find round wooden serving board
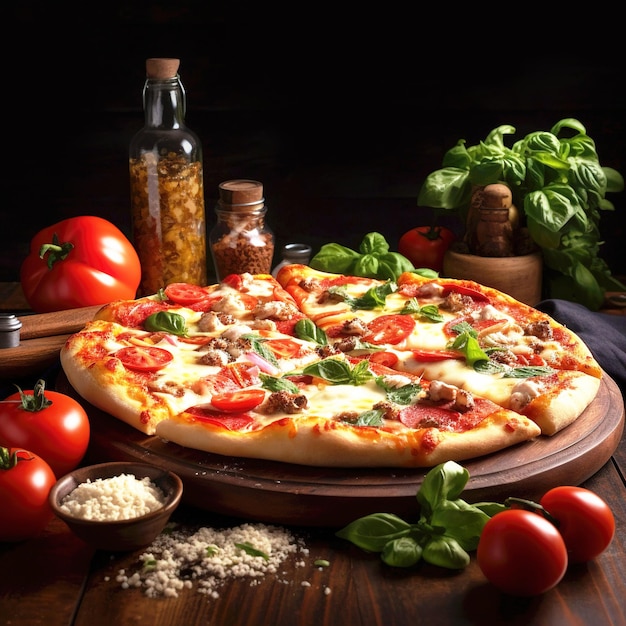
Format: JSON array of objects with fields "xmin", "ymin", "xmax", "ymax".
[{"xmin": 57, "ymin": 372, "xmax": 624, "ymax": 528}]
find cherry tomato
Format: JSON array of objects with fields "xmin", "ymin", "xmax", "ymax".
[
  {"xmin": 20, "ymin": 216, "xmax": 141, "ymax": 313},
  {"xmin": 540, "ymin": 486, "xmax": 615, "ymax": 563},
  {"xmin": 365, "ymin": 315, "xmax": 416, "ymax": 345},
  {"xmin": 0, "ymin": 380, "xmax": 90, "ymax": 478},
  {"xmin": 164, "ymin": 282, "xmax": 210, "ymax": 305},
  {"xmin": 210, "ymin": 388, "xmax": 266, "ymax": 412},
  {"xmin": 0, "ymin": 446, "xmax": 56, "ymax": 542},
  {"xmin": 398, "ymin": 225, "xmax": 455, "ymax": 273},
  {"xmin": 115, "ymin": 346, "xmax": 174, "ymax": 372},
  {"xmin": 477, "ymin": 509, "xmax": 568, "ymax": 596}
]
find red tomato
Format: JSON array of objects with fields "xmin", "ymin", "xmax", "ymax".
[
  {"xmin": 164, "ymin": 282, "xmax": 210, "ymax": 305},
  {"xmin": 266, "ymin": 338, "xmax": 302, "ymax": 359},
  {"xmin": 539, "ymin": 486, "xmax": 615, "ymax": 563},
  {"xmin": 0, "ymin": 446, "xmax": 56, "ymax": 542},
  {"xmin": 115, "ymin": 346, "xmax": 174, "ymax": 372},
  {"xmin": 365, "ymin": 315, "xmax": 416, "ymax": 345},
  {"xmin": 477, "ymin": 509, "xmax": 568, "ymax": 596},
  {"xmin": 368, "ymin": 351, "xmax": 399, "ymax": 367},
  {"xmin": 411, "ymin": 349, "xmax": 463, "ymax": 362},
  {"xmin": 0, "ymin": 380, "xmax": 90, "ymax": 478},
  {"xmin": 398, "ymin": 225, "xmax": 455, "ymax": 272},
  {"xmin": 20, "ymin": 216, "xmax": 141, "ymax": 313},
  {"xmin": 210, "ymin": 388, "xmax": 266, "ymax": 412}
]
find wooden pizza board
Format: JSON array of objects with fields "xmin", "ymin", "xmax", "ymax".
[{"xmin": 56, "ymin": 371, "xmax": 624, "ymax": 528}]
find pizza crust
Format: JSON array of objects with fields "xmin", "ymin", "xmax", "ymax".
[{"xmin": 156, "ymin": 411, "xmax": 541, "ymax": 468}]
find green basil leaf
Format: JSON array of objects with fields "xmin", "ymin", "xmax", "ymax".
[
  {"xmin": 144, "ymin": 311, "xmax": 188, "ymax": 337},
  {"xmin": 335, "ymin": 513, "xmax": 412, "ymax": 552},
  {"xmin": 422, "ymin": 536, "xmax": 470, "ymax": 570},
  {"xmin": 242, "ymin": 334, "xmax": 279, "ymax": 367},
  {"xmin": 235, "ymin": 542, "xmax": 269, "ymax": 561},
  {"xmin": 417, "ymin": 461, "xmax": 470, "ymax": 516},
  {"xmin": 295, "ymin": 318, "xmax": 328, "ymax": 345},
  {"xmin": 259, "ymin": 373, "xmax": 299, "ymax": 394},
  {"xmin": 359, "ymin": 232, "xmax": 389, "ymax": 256},
  {"xmin": 381, "ymin": 536, "xmax": 423, "ymax": 568},
  {"xmin": 310, "ymin": 243, "xmax": 360, "ymax": 273},
  {"xmin": 430, "ymin": 500, "xmax": 490, "ymax": 551}
]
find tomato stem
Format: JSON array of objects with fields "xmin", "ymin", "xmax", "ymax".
[
  {"xmin": 15, "ymin": 379, "xmax": 53, "ymax": 412},
  {"xmin": 39, "ymin": 233, "xmax": 74, "ymax": 270},
  {"xmin": 505, "ymin": 496, "xmax": 561, "ymax": 528}
]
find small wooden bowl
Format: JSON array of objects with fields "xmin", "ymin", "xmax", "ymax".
[{"xmin": 49, "ymin": 461, "xmax": 183, "ymax": 551}]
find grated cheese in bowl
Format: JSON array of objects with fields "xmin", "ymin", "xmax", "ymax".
[{"xmin": 59, "ymin": 473, "xmax": 166, "ymax": 521}]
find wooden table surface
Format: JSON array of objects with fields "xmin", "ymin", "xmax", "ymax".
[{"xmin": 1, "ymin": 284, "xmax": 625, "ymax": 626}]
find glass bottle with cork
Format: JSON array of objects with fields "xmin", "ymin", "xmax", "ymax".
[
  {"xmin": 210, "ymin": 179, "xmax": 275, "ymax": 281},
  {"xmin": 129, "ymin": 57, "xmax": 207, "ymax": 296}
]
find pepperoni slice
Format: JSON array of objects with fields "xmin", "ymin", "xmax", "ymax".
[
  {"xmin": 115, "ymin": 346, "xmax": 173, "ymax": 372},
  {"xmin": 185, "ymin": 407, "xmax": 255, "ymax": 431},
  {"xmin": 364, "ymin": 315, "xmax": 416, "ymax": 345}
]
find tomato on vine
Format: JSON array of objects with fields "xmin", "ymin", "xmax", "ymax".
[
  {"xmin": 539, "ymin": 486, "xmax": 615, "ymax": 563},
  {"xmin": 477, "ymin": 509, "xmax": 568, "ymax": 596},
  {"xmin": 0, "ymin": 446, "xmax": 56, "ymax": 542},
  {"xmin": 398, "ymin": 225, "xmax": 455, "ymax": 273},
  {"xmin": 0, "ymin": 380, "xmax": 90, "ymax": 478}
]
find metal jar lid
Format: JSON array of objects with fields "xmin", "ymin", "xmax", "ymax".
[{"xmin": 0, "ymin": 314, "xmax": 22, "ymax": 349}]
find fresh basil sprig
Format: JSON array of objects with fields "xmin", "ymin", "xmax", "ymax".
[
  {"xmin": 399, "ymin": 299, "xmax": 444, "ymax": 323},
  {"xmin": 328, "ymin": 281, "xmax": 397, "ymax": 310},
  {"xmin": 447, "ymin": 321, "xmax": 489, "ymax": 366},
  {"xmin": 336, "ymin": 460, "xmax": 504, "ymax": 570},
  {"xmin": 302, "ymin": 357, "xmax": 372, "ymax": 385},
  {"xmin": 310, "ymin": 232, "xmax": 414, "ymax": 281},
  {"xmin": 242, "ymin": 334, "xmax": 280, "ymax": 368},
  {"xmin": 295, "ymin": 318, "xmax": 328, "ymax": 345},
  {"xmin": 259, "ymin": 373, "xmax": 300, "ymax": 394},
  {"xmin": 144, "ymin": 311, "xmax": 188, "ymax": 337}
]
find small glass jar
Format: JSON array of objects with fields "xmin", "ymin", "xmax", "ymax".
[
  {"xmin": 271, "ymin": 243, "xmax": 312, "ymax": 277},
  {"xmin": 129, "ymin": 58, "xmax": 207, "ymax": 296},
  {"xmin": 209, "ymin": 180, "xmax": 275, "ymax": 281}
]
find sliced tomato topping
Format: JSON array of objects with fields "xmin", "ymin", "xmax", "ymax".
[
  {"xmin": 266, "ymin": 338, "xmax": 302, "ymax": 359},
  {"xmin": 411, "ymin": 349, "xmax": 464, "ymax": 362},
  {"xmin": 441, "ymin": 283, "xmax": 490, "ymax": 302},
  {"xmin": 185, "ymin": 407, "xmax": 255, "ymax": 431},
  {"xmin": 115, "ymin": 346, "xmax": 173, "ymax": 372},
  {"xmin": 164, "ymin": 282, "xmax": 211, "ymax": 305},
  {"xmin": 364, "ymin": 315, "xmax": 416, "ymax": 345},
  {"xmin": 178, "ymin": 335, "xmax": 213, "ymax": 345},
  {"xmin": 210, "ymin": 388, "xmax": 266, "ymax": 412},
  {"xmin": 368, "ymin": 351, "xmax": 399, "ymax": 367},
  {"xmin": 221, "ymin": 274, "xmax": 245, "ymax": 290}
]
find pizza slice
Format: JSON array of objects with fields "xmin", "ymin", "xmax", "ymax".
[
  {"xmin": 155, "ymin": 354, "xmax": 541, "ymax": 468},
  {"xmin": 60, "ymin": 274, "xmax": 320, "ymax": 435},
  {"xmin": 275, "ymin": 264, "xmax": 602, "ymax": 435}
]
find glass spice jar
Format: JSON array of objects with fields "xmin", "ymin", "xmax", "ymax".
[
  {"xmin": 129, "ymin": 58, "xmax": 207, "ymax": 296},
  {"xmin": 210, "ymin": 180, "xmax": 275, "ymax": 281}
]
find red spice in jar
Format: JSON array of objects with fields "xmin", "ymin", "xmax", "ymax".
[{"xmin": 209, "ymin": 180, "xmax": 275, "ymax": 280}]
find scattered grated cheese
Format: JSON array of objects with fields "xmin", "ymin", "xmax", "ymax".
[{"xmin": 115, "ymin": 522, "xmax": 316, "ymax": 599}]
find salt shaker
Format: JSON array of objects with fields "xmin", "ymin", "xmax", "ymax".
[{"xmin": 271, "ymin": 243, "xmax": 312, "ymax": 277}]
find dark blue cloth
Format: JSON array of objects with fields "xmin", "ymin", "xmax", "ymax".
[{"xmin": 536, "ymin": 299, "xmax": 626, "ymax": 393}]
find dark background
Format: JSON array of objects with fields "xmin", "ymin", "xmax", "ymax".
[{"xmin": 2, "ymin": 3, "xmax": 624, "ymax": 284}]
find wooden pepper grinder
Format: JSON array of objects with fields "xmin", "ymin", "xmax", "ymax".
[{"xmin": 472, "ymin": 183, "xmax": 518, "ymax": 257}]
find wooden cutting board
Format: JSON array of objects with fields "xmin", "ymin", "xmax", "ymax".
[
  {"xmin": 0, "ymin": 305, "xmax": 101, "ymax": 379},
  {"xmin": 57, "ymin": 371, "xmax": 624, "ymax": 528}
]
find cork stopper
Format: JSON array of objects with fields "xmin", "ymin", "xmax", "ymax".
[
  {"xmin": 482, "ymin": 183, "xmax": 512, "ymax": 209},
  {"xmin": 218, "ymin": 180, "xmax": 265, "ymax": 210},
  {"xmin": 146, "ymin": 58, "xmax": 180, "ymax": 79}
]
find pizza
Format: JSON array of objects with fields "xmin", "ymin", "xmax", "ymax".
[{"xmin": 59, "ymin": 268, "xmax": 602, "ymax": 468}]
